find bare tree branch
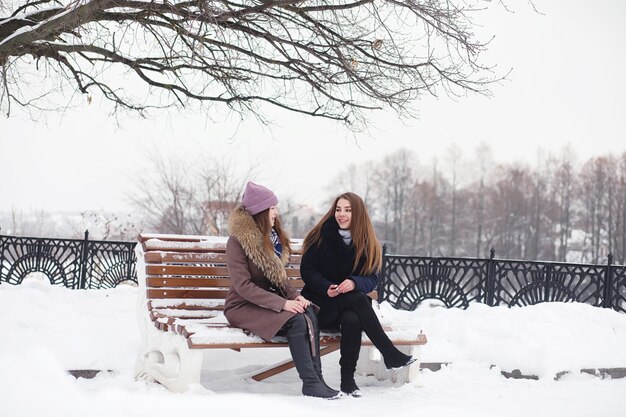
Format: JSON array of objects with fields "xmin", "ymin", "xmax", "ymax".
[{"xmin": 1, "ymin": 0, "xmax": 518, "ymax": 127}]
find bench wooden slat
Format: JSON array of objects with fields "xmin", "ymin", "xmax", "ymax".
[
  {"xmin": 143, "ymin": 242, "xmax": 227, "ymax": 253},
  {"xmin": 151, "ymin": 310, "xmax": 220, "ymax": 319},
  {"xmin": 145, "ymin": 252, "xmax": 229, "ymax": 264},
  {"xmin": 146, "ymin": 265, "xmax": 229, "ymax": 276},
  {"xmin": 147, "ymin": 289, "xmax": 230, "ymax": 299},
  {"xmin": 289, "ymin": 280, "xmax": 304, "ymax": 289},
  {"xmin": 147, "ymin": 277, "xmax": 232, "ymax": 288},
  {"xmin": 139, "ymin": 233, "xmax": 219, "ymax": 243},
  {"xmin": 148, "ymin": 300, "xmax": 225, "ymax": 310}
]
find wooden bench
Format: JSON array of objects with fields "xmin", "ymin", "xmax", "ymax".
[{"xmin": 134, "ymin": 233, "xmax": 427, "ymax": 392}]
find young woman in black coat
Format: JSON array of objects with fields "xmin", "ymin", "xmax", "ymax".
[{"xmin": 300, "ymin": 192, "xmax": 415, "ymax": 397}]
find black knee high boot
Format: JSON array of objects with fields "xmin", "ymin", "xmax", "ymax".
[
  {"xmin": 343, "ymin": 292, "xmax": 414, "ymax": 370},
  {"xmin": 285, "ymin": 314, "xmax": 340, "ymax": 399},
  {"xmin": 303, "ymin": 307, "xmax": 338, "ymax": 392},
  {"xmin": 339, "ymin": 310, "xmax": 362, "ymax": 397}
]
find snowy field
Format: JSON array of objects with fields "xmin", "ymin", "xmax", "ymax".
[{"xmin": 1, "ymin": 280, "xmax": 626, "ymax": 417}]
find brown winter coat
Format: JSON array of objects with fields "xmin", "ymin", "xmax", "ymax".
[{"xmin": 223, "ymin": 206, "xmax": 300, "ymax": 341}]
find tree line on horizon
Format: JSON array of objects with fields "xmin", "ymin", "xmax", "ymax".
[{"xmin": 339, "ymin": 146, "xmax": 626, "ymax": 265}]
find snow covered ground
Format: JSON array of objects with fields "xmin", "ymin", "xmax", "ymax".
[{"xmin": 1, "ymin": 280, "xmax": 626, "ymax": 417}]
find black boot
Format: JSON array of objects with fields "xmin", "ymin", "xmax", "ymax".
[
  {"xmin": 340, "ymin": 378, "xmax": 361, "ymax": 397},
  {"xmin": 341, "ymin": 292, "xmax": 415, "ymax": 371},
  {"xmin": 304, "ymin": 308, "xmax": 339, "ymax": 393},
  {"xmin": 286, "ymin": 315, "xmax": 340, "ymax": 399},
  {"xmin": 339, "ymin": 310, "xmax": 362, "ymax": 397}
]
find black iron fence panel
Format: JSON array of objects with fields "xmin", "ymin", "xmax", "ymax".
[
  {"xmin": 493, "ymin": 261, "xmax": 605, "ymax": 307},
  {"xmin": 0, "ymin": 233, "xmax": 137, "ymax": 289},
  {"xmin": 611, "ymin": 265, "xmax": 626, "ymax": 312},
  {"xmin": 0, "ymin": 235, "xmax": 83, "ymax": 288},
  {"xmin": 381, "ymin": 256, "xmax": 488, "ymax": 310},
  {"xmin": 83, "ymin": 241, "xmax": 137, "ymax": 289}
]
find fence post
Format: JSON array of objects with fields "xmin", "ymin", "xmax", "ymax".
[
  {"xmin": 544, "ymin": 263, "xmax": 553, "ymax": 303},
  {"xmin": 430, "ymin": 257, "xmax": 439, "ymax": 300},
  {"xmin": 379, "ymin": 243, "xmax": 387, "ymax": 302},
  {"xmin": 486, "ymin": 247, "xmax": 496, "ymax": 306},
  {"xmin": 126, "ymin": 242, "xmax": 135, "ymax": 285},
  {"xmin": 603, "ymin": 253, "xmax": 614, "ymax": 308},
  {"xmin": 0, "ymin": 233, "xmax": 4, "ymax": 285},
  {"xmin": 36, "ymin": 235, "xmax": 42, "ymax": 273},
  {"xmin": 78, "ymin": 230, "xmax": 90, "ymax": 289}
]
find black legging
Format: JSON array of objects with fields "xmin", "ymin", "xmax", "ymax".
[{"xmin": 320, "ymin": 291, "xmax": 406, "ymax": 380}]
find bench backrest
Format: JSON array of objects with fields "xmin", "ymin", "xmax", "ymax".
[{"xmin": 138, "ymin": 233, "xmax": 304, "ymax": 312}]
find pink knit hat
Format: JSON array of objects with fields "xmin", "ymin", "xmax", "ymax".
[{"xmin": 242, "ymin": 181, "xmax": 278, "ymax": 215}]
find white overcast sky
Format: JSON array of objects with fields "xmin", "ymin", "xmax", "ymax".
[{"xmin": 1, "ymin": 0, "xmax": 625, "ymax": 214}]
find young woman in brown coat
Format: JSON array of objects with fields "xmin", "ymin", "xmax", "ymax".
[
  {"xmin": 301, "ymin": 192, "xmax": 415, "ymax": 397},
  {"xmin": 224, "ymin": 181, "xmax": 339, "ymax": 399}
]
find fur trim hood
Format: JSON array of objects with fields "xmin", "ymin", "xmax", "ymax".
[{"xmin": 228, "ymin": 205, "xmax": 290, "ymax": 287}]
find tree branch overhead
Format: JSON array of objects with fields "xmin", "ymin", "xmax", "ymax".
[{"xmin": 1, "ymin": 0, "xmax": 505, "ymax": 126}]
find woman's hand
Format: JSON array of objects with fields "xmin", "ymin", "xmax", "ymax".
[
  {"xmin": 283, "ymin": 299, "xmax": 306, "ymax": 313},
  {"xmin": 337, "ymin": 279, "xmax": 356, "ymax": 293},
  {"xmin": 327, "ymin": 284, "xmax": 339, "ymax": 298},
  {"xmin": 327, "ymin": 279, "xmax": 356, "ymax": 297},
  {"xmin": 294, "ymin": 295, "xmax": 311, "ymax": 309}
]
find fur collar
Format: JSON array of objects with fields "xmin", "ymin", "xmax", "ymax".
[{"xmin": 228, "ymin": 205, "xmax": 290, "ymax": 287}]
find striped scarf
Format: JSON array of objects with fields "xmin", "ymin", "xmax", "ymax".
[{"xmin": 270, "ymin": 228, "xmax": 282, "ymax": 257}]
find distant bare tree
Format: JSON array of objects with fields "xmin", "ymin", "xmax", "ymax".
[
  {"xmin": 578, "ymin": 157, "xmax": 615, "ymax": 263},
  {"xmin": 552, "ymin": 147, "xmax": 576, "ymax": 261},
  {"xmin": 372, "ymin": 149, "xmax": 416, "ymax": 253},
  {"xmin": 605, "ymin": 154, "xmax": 626, "ymax": 264},
  {"xmin": 444, "ymin": 143, "xmax": 463, "ymax": 255},
  {"xmin": 7, "ymin": 207, "xmax": 46, "ymax": 236},
  {"xmin": 131, "ymin": 153, "xmax": 253, "ymax": 235},
  {"xmin": 487, "ymin": 164, "xmax": 534, "ymax": 259},
  {"xmin": 427, "ymin": 157, "xmax": 445, "ymax": 256},
  {"xmin": 197, "ymin": 160, "xmax": 255, "ymax": 235},
  {"xmin": 472, "ymin": 142, "xmax": 494, "ymax": 257},
  {"xmin": 405, "ymin": 179, "xmax": 427, "ymax": 254},
  {"xmin": 618, "ymin": 153, "xmax": 626, "ymax": 264},
  {"xmin": 527, "ymin": 151, "xmax": 558, "ymax": 261},
  {"xmin": 72, "ymin": 210, "xmax": 140, "ymax": 241},
  {"xmin": 327, "ymin": 161, "xmax": 377, "ymax": 208},
  {"xmin": 1, "ymin": 0, "xmax": 513, "ymax": 125}
]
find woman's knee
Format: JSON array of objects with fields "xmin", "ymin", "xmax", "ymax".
[
  {"xmin": 304, "ymin": 305, "xmax": 319, "ymax": 325},
  {"xmin": 285, "ymin": 313, "xmax": 307, "ymax": 333},
  {"xmin": 339, "ymin": 310, "xmax": 361, "ymax": 329},
  {"xmin": 343, "ymin": 291, "xmax": 371, "ymax": 309}
]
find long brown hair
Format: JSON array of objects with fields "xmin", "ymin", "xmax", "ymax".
[
  {"xmin": 253, "ymin": 208, "xmax": 291, "ymax": 256},
  {"xmin": 303, "ymin": 192, "xmax": 382, "ymax": 274}
]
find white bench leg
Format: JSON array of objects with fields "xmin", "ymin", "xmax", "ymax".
[
  {"xmin": 356, "ymin": 344, "xmax": 422, "ymax": 384},
  {"xmin": 135, "ymin": 323, "xmax": 204, "ymax": 392},
  {"xmin": 394, "ymin": 345, "xmax": 422, "ymax": 383},
  {"xmin": 134, "ymin": 247, "xmax": 204, "ymax": 393}
]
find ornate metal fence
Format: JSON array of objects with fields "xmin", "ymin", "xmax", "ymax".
[
  {"xmin": 1, "ymin": 233, "xmax": 625, "ymax": 313},
  {"xmin": 379, "ymin": 248, "xmax": 626, "ymax": 313},
  {"xmin": 0, "ymin": 232, "xmax": 136, "ymax": 289}
]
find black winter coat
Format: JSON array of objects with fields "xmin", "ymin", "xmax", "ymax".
[{"xmin": 300, "ymin": 218, "xmax": 378, "ymax": 328}]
